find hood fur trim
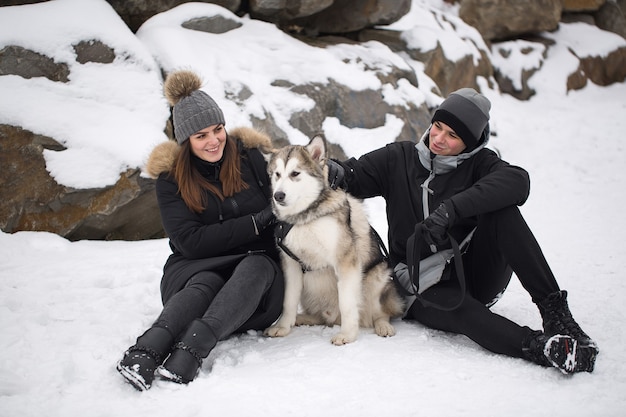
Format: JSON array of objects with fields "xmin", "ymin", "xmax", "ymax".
[
  {"xmin": 230, "ymin": 126, "xmax": 272, "ymax": 153},
  {"xmin": 144, "ymin": 140, "xmax": 179, "ymax": 179},
  {"xmin": 143, "ymin": 127, "xmax": 273, "ymax": 179}
]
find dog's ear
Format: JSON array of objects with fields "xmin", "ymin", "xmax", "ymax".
[{"xmin": 307, "ymin": 134, "xmax": 327, "ymax": 164}]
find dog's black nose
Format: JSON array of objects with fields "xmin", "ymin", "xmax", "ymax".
[{"xmin": 274, "ymin": 191, "xmax": 285, "ymax": 203}]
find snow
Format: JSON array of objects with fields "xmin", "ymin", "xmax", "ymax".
[{"xmin": 1, "ymin": 0, "xmax": 626, "ymax": 416}]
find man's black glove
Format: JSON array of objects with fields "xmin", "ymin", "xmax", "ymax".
[
  {"xmin": 326, "ymin": 159, "xmax": 346, "ymax": 190},
  {"xmin": 422, "ymin": 202, "xmax": 455, "ymax": 253},
  {"xmin": 252, "ymin": 205, "xmax": 276, "ymax": 235}
]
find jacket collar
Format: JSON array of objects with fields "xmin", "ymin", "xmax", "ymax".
[
  {"xmin": 416, "ymin": 125, "xmax": 489, "ymax": 174},
  {"xmin": 192, "ymin": 153, "xmax": 222, "ymax": 181}
]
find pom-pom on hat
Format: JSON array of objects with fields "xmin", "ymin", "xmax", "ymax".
[
  {"xmin": 431, "ymin": 88, "xmax": 491, "ymax": 150},
  {"xmin": 164, "ymin": 70, "xmax": 225, "ymax": 144}
]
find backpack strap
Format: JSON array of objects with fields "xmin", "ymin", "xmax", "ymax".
[{"xmin": 405, "ymin": 223, "xmax": 467, "ymax": 311}]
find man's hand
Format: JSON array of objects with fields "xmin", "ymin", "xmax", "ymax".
[
  {"xmin": 422, "ymin": 202, "xmax": 455, "ymax": 253},
  {"xmin": 326, "ymin": 159, "xmax": 346, "ymax": 190}
]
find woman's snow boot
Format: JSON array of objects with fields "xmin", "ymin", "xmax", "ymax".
[
  {"xmin": 157, "ymin": 319, "xmax": 218, "ymax": 384},
  {"xmin": 522, "ymin": 330, "xmax": 596, "ymax": 374},
  {"xmin": 538, "ymin": 290, "xmax": 598, "ymax": 351},
  {"xmin": 117, "ymin": 326, "xmax": 174, "ymax": 391}
]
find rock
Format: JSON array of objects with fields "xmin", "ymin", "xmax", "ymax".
[
  {"xmin": 286, "ymin": 35, "xmax": 430, "ymax": 143},
  {"xmin": 0, "ymin": 45, "xmax": 69, "ymax": 82},
  {"xmin": 459, "ymin": 0, "xmax": 562, "ymax": 41},
  {"xmin": 562, "ymin": 0, "xmax": 606, "ymax": 12},
  {"xmin": 573, "ymin": 46, "xmax": 626, "ymax": 88},
  {"xmin": 284, "ymin": 0, "xmax": 411, "ymax": 35},
  {"xmin": 250, "ymin": 0, "xmax": 334, "ymax": 23},
  {"xmin": 0, "ymin": 125, "xmax": 164, "ymax": 241},
  {"xmin": 422, "ymin": 44, "xmax": 493, "ymax": 97},
  {"xmin": 594, "ymin": 0, "xmax": 626, "ymax": 39},
  {"xmin": 182, "ymin": 14, "xmax": 243, "ymax": 33},
  {"xmin": 491, "ymin": 38, "xmax": 551, "ymax": 100},
  {"xmin": 359, "ymin": 12, "xmax": 494, "ymax": 97},
  {"xmin": 105, "ymin": 0, "xmax": 242, "ymax": 32},
  {"xmin": 73, "ymin": 40, "xmax": 116, "ymax": 64}
]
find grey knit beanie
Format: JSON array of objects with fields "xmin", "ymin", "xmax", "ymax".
[
  {"xmin": 431, "ymin": 88, "xmax": 491, "ymax": 150},
  {"xmin": 163, "ymin": 70, "xmax": 225, "ymax": 144}
]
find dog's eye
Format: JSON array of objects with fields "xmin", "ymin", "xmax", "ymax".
[
  {"xmin": 274, "ymin": 172, "xmax": 281, "ymax": 179},
  {"xmin": 290, "ymin": 171, "xmax": 300, "ymax": 178}
]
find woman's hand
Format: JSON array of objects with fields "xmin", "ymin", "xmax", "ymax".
[{"xmin": 252, "ymin": 205, "xmax": 276, "ymax": 235}]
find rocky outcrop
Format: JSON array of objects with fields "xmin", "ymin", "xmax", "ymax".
[
  {"xmin": 104, "ymin": 0, "xmax": 410, "ymax": 35},
  {"xmin": 358, "ymin": 8, "xmax": 494, "ymax": 97},
  {"xmin": 1, "ymin": 0, "xmax": 625, "ymax": 241}
]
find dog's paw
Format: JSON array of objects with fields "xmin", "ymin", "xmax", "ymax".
[
  {"xmin": 264, "ymin": 326, "xmax": 291, "ymax": 338},
  {"xmin": 330, "ymin": 332, "xmax": 357, "ymax": 346},
  {"xmin": 374, "ymin": 320, "xmax": 396, "ymax": 337}
]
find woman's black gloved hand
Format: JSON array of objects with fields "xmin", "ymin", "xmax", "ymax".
[
  {"xmin": 326, "ymin": 159, "xmax": 346, "ymax": 190},
  {"xmin": 252, "ymin": 205, "xmax": 276, "ymax": 235},
  {"xmin": 422, "ymin": 202, "xmax": 455, "ymax": 253}
]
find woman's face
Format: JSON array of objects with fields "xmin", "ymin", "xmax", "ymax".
[
  {"xmin": 189, "ymin": 124, "xmax": 227, "ymax": 163},
  {"xmin": 428, "ymin": 121, "xmax": 467, "ymax": 156}
]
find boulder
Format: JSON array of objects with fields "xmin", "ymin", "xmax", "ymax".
[
  {"xmin": 572, "ymin": 46, "xmax": 626, "ymax": 89},
  {"xmin": 284, "ymin": 0, "xmax": 411, "ymax": 35},
  {"xmin": 0, "ymin": 125, "xmax": 164, "ymax": 241},
  {"xmin": 250, "ymin": 0, "xmax": 334, "ymax": 23},
  {"xmin": 459, "ymin": 0, "xmax": 562, "ymax": 41},
  {"xmin": 562, "ymin": 0, "xmax": 606, "ymax": 11},
  {"xmin": 104, "ymin": 0, "xmax": 241, "ymax": 32},
  {"xmin": 595, "ymin": 0, "xmax": 626, "ymax": 39}
]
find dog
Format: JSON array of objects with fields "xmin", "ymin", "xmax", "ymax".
[{"xmin": 263, "ymin": 134, "xmax": 404, "ymax": 345}]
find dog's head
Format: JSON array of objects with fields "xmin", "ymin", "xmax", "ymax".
[{"xmin": 263, "ymin": 135, "xmax": 329, "ymax": 219}]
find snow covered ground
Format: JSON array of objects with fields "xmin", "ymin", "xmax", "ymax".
[{"xmin": 1, "ymin": 0, "xmax": 625, "ymax": 416}]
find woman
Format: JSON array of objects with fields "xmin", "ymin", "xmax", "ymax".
[
  {"xmin": 117, "ymin": 70, "xmax": 283, "ymax": 390},
  {"xmin": 328, "ymin": 88, "xmax": 598, "ymax": 374}
]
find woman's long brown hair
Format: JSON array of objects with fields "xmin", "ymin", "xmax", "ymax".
[{"xmin": 172, "ymin": 135, "xmax": 249, "ymax": 213}]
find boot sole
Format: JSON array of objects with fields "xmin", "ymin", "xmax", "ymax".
[
  {"xmin": 544, "ymin": 335, "xmax": 597, "ymax": 374},
  {"xmin": 117, "ymin": 361, "xmax": 150, "ymax": 391},
  {"xmin": 156, "ymin": 365, "xmax": 192, "ymax": 384}
]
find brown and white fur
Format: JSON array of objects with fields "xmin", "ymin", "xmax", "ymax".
[{"xmin": 263, "ymin": 135, "xmax": 404, "ymax": 345}]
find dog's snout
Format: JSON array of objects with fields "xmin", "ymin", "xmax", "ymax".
[{"xmin": 274, "ymin": 191, "xmax": 286, "ymax": 203}]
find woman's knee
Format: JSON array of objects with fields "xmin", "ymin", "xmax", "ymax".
[
  {"xmin": 185, "ymin": 271, "xmax": 226, "ymax": 301},
  {"xmin": 233, "ymin": 255, "xmax": 278, "ymax": 286}
]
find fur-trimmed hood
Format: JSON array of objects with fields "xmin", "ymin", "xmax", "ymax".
[{"xmin": 144, "ymin": 126, "xmax": 273, "ymax": 179}]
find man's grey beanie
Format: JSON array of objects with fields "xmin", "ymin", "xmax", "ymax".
[
  {"xmin": 173, "ymin": 90, "xmax": 225, "ymax": 144},
  {"xmin": 431, "ymin": 88, "xmax": 491, "ymax": 150}
]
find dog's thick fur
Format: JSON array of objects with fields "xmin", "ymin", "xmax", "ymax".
[{"xmin": 263, "ymin": 135, "xmax": 404, "ymax": 345}]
